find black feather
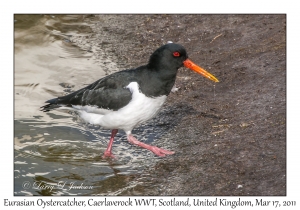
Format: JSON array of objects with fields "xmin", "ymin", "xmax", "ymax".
[{"xmin": 40, "ymin": 43, "xmax": 188, "ymax": 112}]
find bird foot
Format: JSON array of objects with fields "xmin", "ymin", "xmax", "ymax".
[
  {"xmin": 102, "ymin": 150, "xmax": 115, "ymax": 159},
  {"xmin": 127, "ymin": 134, "xmax": 175, "ymax": 157},
  {"xmin": 148, "ymin": 146, "xmax": 175, "ymax": 157}
]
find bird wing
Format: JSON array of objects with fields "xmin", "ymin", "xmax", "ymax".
[{"xmin": 41, "ymin": 70, "xmax": 136, "ymax": 112}]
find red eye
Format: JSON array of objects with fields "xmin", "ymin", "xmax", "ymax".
[{"xmin": 173, "ymin": 52, "xmax": 180, "ymax": 57}]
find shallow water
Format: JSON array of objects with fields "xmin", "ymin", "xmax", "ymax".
[{"xmin": 14, "ymin": 15, "xmax": 174, "ymax": 196}]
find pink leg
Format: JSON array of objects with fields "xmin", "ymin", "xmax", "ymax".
[
  {"xmin": 127, "ymin": 134, "xmax": 175, "ymax": 157},
  {"xmin": 102, "ymin": 129, "xmax": 118, "ymax": 158}
]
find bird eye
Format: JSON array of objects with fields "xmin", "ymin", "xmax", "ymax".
[{"xmin": 173, "ymin": 52, "xmax": 180, "ymax": 57}]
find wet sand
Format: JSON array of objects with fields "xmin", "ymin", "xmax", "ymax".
[{"xmin": 73, "ymin": 14, "xmax": 286, "ymax": 195}]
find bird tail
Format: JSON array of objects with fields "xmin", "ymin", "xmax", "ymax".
[{"xmin": 40, "ymin": 98, "xmax": 60, "ymax": 112}]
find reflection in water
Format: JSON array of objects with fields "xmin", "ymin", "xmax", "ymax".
[{"xmin": 14, "ymin": 15, "xmax": 173, "ymax": 196}]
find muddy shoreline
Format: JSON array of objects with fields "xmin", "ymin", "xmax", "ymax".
[{"xmin": 75, "ymin": 14, "xmax": 286, "ymax": 195}]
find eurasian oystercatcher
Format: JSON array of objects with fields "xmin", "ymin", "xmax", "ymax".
[{"xmin": 41, "ymin": 43, "xmax": 219, "ymax": 158}]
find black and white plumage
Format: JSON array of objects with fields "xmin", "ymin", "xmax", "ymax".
[{"xmin": 41, "ymin": 43, "xmax": 219, "ymax": 158}]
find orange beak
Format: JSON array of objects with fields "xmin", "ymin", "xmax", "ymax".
[{"xmin": 183, "ymin": 59, "xmax": 219, "ymax": 82}]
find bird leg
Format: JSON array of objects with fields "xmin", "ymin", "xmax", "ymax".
[
  {"xmin": 127, "ymin": 134, "xmax": 175, "ymax": 157},
  {"xmin": 102, "ymin": 129, "xmax": 118, "ymax": 158}
]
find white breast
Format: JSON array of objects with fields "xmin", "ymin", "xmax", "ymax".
[{"xmin": 74, "ymin": 82, "xmax": 167, "ymax": 133}]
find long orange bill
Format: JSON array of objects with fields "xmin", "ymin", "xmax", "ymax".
[{"xmin": 183, "ymin": 59, "xmax": 219, "ymax": 82}]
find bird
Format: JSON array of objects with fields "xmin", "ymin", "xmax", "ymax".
[{"xmin": 41, "ymin": 42, "xmax": 219, "ymax": 158}]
